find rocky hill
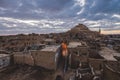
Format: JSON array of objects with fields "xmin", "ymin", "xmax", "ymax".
[
  {"xmin": 0, "ymin": 24, "xmax": 102, "ymax": 52},
  {"xmin": 52, "ymin": 24, "xmax": 102, "ymax": 43},
  {"xmin": 68, "ymin": 24, "xmax": 89, "ymax": 32},
  {"xmin": 67, "ymin": 24, "xmax": 101, "ymax": 39}
]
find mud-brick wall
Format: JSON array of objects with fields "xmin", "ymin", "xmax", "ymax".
[
  {"xmin": 89, "ymin": 58, "xmax": 104, "ymax": 70},
  {"xmin": 13, "ymin": 52, "xmax": 34, "ymax": 66},
  {"xmin": 13, "ymin": 51, "xmax": 55, "ymax": 70},
  {"xmin": 68, "ymin": 46, "xmax": 89, "ymax": 56},
  {"xmin": 103, "ymin": 64, "xmax": 120, "ymax": 80},
  {"xmin": 0, "ymin": 54, "xmax": 10, "ymax": 69},
  {"xmin": 31, "ymin": 51, "xmax": 55, "ymax": 70}
]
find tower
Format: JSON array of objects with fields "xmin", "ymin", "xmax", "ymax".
[{"xmin": 99, "ymin": 26, "xmax": 101, "ymax": 34}]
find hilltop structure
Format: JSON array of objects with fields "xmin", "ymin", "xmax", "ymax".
[{"xmin": 0, "ymin": 23, "xmax": 120, "ymax": 80}]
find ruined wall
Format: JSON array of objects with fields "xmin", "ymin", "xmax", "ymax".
[
  {"xmin": 0, "ymin": 54, "xmax": 10, "ymax": 69},
  {"xmin": 68, "ymin": 46, "xmax": 89, "ymax": 56},
  {"xmin": 89, "ymin": 58, "xmax": 104, "ymax": 70},
  {"xmin": 103, "ymin": 64, "xmax": 120, "ymax": 80},
  {"xmin": 13, "ymin": 52, "xmax": 34, "ymax": 66},
  {"xmin": 13, "ymin": 51, "xmax": 55, "ymax": 70},
  {"xmin": 31, "ymin": 51, "xmax": 55, "ymax": 70}
]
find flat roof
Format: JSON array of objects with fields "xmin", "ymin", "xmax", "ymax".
[
  {"xmin": 99, "ymin": 47, "xmax": 120, "ymax": 61},
  {"xmin": 68, "ymin": 42, "xmax": 82, "ymax": 48},
  {"xmin": 0, "ymin": 54, "xmax": 9, "ymax": 58},
  {"xmin": 44, "ymin": 39, "xmax": 55, "ymax": 42},
  {"xmin": 41, "ymin": 45, "xmax": 60, "ymax": 52}
]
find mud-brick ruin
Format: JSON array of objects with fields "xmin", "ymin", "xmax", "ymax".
[{"xmin": 0, "ymin": 24, "xmax": 120, "ymax": 80}]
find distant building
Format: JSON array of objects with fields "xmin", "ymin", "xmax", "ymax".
[
  {"xmin": 99, "ymin": 27, "xmax": 101, "ymax": 34},
  {"xmin": 68, "ymin": 41, "xmax": 89, "ymax": 56},
  {"xmin": 41, "ymin": 45, "xmax": 59, "ymax": 52},
  {"xmin": 25, "ymin": 44, "xmax": 46, "ymax": 51},
  {"xmin": 44, "ymin": 39, "xmax": 56, "ymax": 45},
  {"xmin": 68, "ymin": 42, "xmax": 82, "ymax": 48},
  {"xmin": 0, "ymin": 54, "xmax": 10, "ymax": 69}
]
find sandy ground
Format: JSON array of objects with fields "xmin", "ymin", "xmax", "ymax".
[
  {"xmin": 0, "ymin": 65, "xmax": 55, "ymax": 80},
  {"xmin": 0, "ymin": 65, "xmax": 75, "ymax": 80}
]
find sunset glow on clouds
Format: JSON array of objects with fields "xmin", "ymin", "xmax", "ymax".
[{"xmin": 101, "ymin": 30, "xmax": 120, "ymax": 34}]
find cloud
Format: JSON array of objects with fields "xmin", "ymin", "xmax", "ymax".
[
  {"xmin": 0, "ymin": 17, "xmax": 70, "ymax": 35},
  {"xmin": 35, "ymin": 0, "xmax": 72, "ymax": 11},
  {"xmin": 0, "ymin": 0, "xmax": 120, "ymax": 35},
  {"xmin": 112, "ymin": 14, "xmax": 120, "ymax": 18},
  {"xmin": 85, "ymin": 0, "xmax": 120, "ymax": 14},
  {"xmin": 0, "ymin": 0, "xmax": 73, "ymax": 12}
]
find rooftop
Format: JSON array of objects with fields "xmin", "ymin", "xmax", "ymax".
[
  {"xmin": 0, "ymin": 54, "xmax": 9, "ymax": 58},
  {"xmin": 68, "ymin": 42, "xmax": 82, "ymax": 48},
  {"xmin": 99, "ymin": 47, "xmax": 120, "ymax": 61},
  {"xmin": 44, "ymin": 39, "xmax": 55, "ymax": 42},
  {"xmin": 41, "ymin": 45, "xmax": 60, "ymax": 52}
]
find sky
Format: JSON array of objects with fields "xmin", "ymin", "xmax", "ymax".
[{"xmin": 0, "ymin": 0, "xmax": 120, "ymax": 35}]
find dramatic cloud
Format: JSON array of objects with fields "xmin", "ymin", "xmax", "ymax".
[{"xmin": 0, "ymin": 0, "xmax": 120, "ymax": 35}]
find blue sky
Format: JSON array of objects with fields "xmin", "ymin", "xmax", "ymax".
[{"xmin": 0, "ymin": 0, "xmax": 120, "ymax": 35}]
